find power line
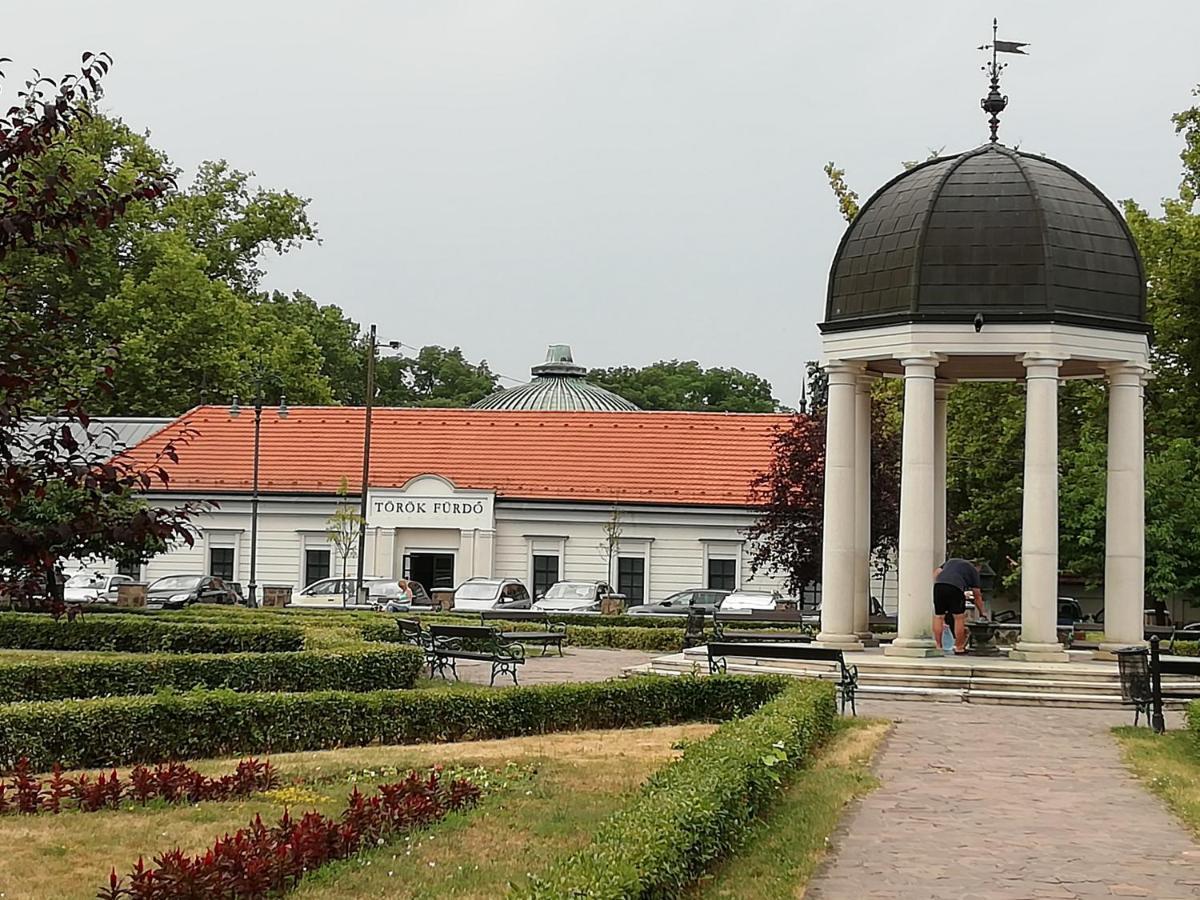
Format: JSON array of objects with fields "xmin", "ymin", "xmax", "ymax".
[{"xmin": 381, "ymin": 337, "xmax": 527, "ymax": 386}]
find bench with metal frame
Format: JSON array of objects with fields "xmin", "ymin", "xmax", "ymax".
[
  {"xmin": 478, "ymin": 610, "xmax": 567, "ymax": 657},
  {"xmin": 706, "ymin": 641, "xmax": 857, "ymax": 715},
  {"xmin": 394, "ymin": 618, "xmax": 435, "ymax": 669},
  {"xmin": 428, "ymin": 623, "xmax": 526, "ymax": 686},
  {"xmin": 712, "ymin": 611, "xmax": 813, "ymax": 644},
  {"xmin": 1149, "ymin": 635, "xmax": 1200, "ymax": 732},
  {"xmin": 683, "ymin": 609, "xmax": 707, "ymax": 649}
]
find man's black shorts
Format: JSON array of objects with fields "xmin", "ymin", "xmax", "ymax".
[{"xmin": 933, "ymin": 582, "xmax": 967, "ymax": 616}]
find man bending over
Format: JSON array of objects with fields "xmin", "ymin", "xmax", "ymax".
[{"xmin": 933, "ymin": 557, "xmax": 985, "ymax": 655}]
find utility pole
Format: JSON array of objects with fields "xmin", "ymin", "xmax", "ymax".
[{"xmin": 355, "ymin": 324, "xmax": 376, "ymax": 605}]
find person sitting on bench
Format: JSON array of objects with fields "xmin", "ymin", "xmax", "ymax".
[{"xmin": 933, "ymin": 557, "xmax": 985, "ymax": 655}]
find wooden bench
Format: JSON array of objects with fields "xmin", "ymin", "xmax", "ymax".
[
  {"xmin": 712, "ymin": 611, "xmax": 812, "ymax": 643},
  {"xmin": 428, "ymin": 624, "xmax": 525, "ymax": 686},
  {"xmin": 478, "ymin": 610, "xmax": 566, "ymax": 657},
  {"xmin": 706, "ymin": 642, "xmax": 858, "ymax": 715}
]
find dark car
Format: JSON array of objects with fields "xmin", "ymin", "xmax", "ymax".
[
  {"xmin": 145, "ymin": 574, "xmax": 242, "ymax": 610},
  {"xmin": 626, "ymin": 589, "xmax": 730, "ymax": 617}
]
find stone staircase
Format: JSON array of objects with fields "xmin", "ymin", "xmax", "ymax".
[{"xmin": 629, "ymin": 645, "xmax": 1200, "ymax": 709}]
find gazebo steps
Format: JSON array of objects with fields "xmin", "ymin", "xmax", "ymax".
[{"xmin": 628, "ymin": 649, "xmax": 1196, "ymax": 709}]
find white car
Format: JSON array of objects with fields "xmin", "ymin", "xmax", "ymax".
[
  {"xmin": 719, "ymin": 591, "xmax": 779, "ymax": 612},
  {"xmin": 63, "ymin": 572, "xmax": 135, "ymax": 604},
  {"xmin": 532, "ymin": 581, "xmax": 613, "ymax": 614},
  {"xmin": 451, "ymin": 578, "xmax": 532, "ymax": 612},
  {"xmin": 291, "ymin": 576, "xmax": 406, "ymax": 609}
]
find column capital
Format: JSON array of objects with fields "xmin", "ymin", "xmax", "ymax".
[
  {"xmin": 934, "ymin": 380, "xmax": 955, "ymax": 400},
  {"xmin": 824, "ymin": 359, "xmax": 867, "ymax": 378},
  {"xmin": 855, "ymin": 372, "xmax": 876, "ymax": 391},
  {"xmin": 1100, "ymin": 361, "xmax": 1151, "ymax": 385},
  {"xmin": 1018, "ymin": 354, "xmax": 1065, "ymax": 370},
  {"xmin": 898, "ymin": 355, "xmax": 940, "ymax": 376}
]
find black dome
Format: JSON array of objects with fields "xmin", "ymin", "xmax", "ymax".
[{"xmin": 822, "ymin": 143, "xmax": 1147, "ymax": 333}]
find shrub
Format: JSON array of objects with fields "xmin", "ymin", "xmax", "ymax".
[
  {"xmin": 0, "ymin": 757, "xmax": 277, "ymax": 814},
  {"xmin": 1174, "ymin": 641, "xmax": 1199, "ymax": 658},
  {"xmin": 0, "ymin": 675, "xmax": 788, "ymax": 770},
  {"xmin": 520, "ymin": 679, "xmax": 837, "ymax": 898},
  {"xmin": 99, "ymin": 770, "xmax": 481, "ymax": 899},
  {"xmin": 0, "ymin": 645, "xmax": 423, "ymax": 702},
  {"xmin": 0, "ymin": 613, "xmax": 303, "ymax": 654}
]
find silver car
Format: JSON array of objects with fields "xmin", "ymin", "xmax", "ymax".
[
  {"xmin": 532, "ymin": 581, "xmax": 613, "ymax": 614},
  {"xmin": 451, "ymin": 578, "xmax": 532, "ymax": 612}
]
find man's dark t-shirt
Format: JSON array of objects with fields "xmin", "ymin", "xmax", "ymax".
[{"xmin": 936, "ymin": 558, "xmax": 981, "ymax": 592}]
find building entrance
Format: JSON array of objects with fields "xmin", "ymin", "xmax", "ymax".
[{"xmin": 404, "ymin": 553, "xmax": 455, "ymax": 594}]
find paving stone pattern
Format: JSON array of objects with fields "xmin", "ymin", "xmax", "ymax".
[
  {"xmin": 808, "ymin": 701, "xmax": 1200, "ymax": 899},
  {"xmin": 437, "ymin": 647, "xmax": 660, "ymax": 686}
]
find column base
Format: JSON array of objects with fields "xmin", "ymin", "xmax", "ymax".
[
  {"xmin": 1009, "ymin": 641, "xmax": 1070, "ymax": 663},
  {"xmin": 1093, "ymin": 640, "xmax": 1147, "ymax": 661},
  {"xmin": 884, "ymin": 638, "xmax": 942, "ymax": 658},
  {"xmin": 813, "ymin": 632, "xmax": 865, "ymax": 652},
  {"xmin": 856, "ymin": 631, "xmax": 880, "ymax": 648}
]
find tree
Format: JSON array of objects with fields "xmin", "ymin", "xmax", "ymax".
[
  {"xmin": 587, "ymin": 360, "xmax": 779, "ymax": 412},
  {"xmin": 0, "ymin": 53, "xmax": 197, "ymax": 606},
  {"xmin": 325, "ymin": 478, "xmax": 364, "ymax": 607},
  {"xmin": 598, "ymin": 505, "xmax": 623, "ymax": 587},
  {"xmin": 374, "ymin": 346, "xmax": 498, "ymax": 407}
]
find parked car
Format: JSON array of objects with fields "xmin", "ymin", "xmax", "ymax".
[
  {"xmin": 378, "ymin": 579, "xmax": 434, "ymax": 613},
  {"xmin": 145, "ymin": 575, "xmax": 242, "ymax": 610},
  {"xmin": 627, "ymin": 589, "xmax": 730, "ymax": 617},
  {"xmin": 63, "ymin": 572, "xmax": 134, "ymax": 604},
  {"xmin": 451, "ymin": 578, "xmax": 532, "ymax": 612},
  {"xmin": 718, "ymin": 590, "xmax": 779, "ymax": 612},
  {"xmin": 531, "ymin": 581, "xmax": 614, "ymax": 614},
  {"xmin": 291, "ymin": 576, "xmax": 405, "ymax": 609}
]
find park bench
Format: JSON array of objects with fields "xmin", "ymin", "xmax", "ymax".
[
  {"xmin": 706, "ymin": 641, "xmax": 857, "ymax": 715},
  {"xmin": 683, "ymin": 609, "xmax": 707, "ymax": 649},
  {"xmin": 394, "ymin": 618, "xmax": 436, "ymax": 669},
  {"xmin": 712, "ymin": 610, "xmax": 812, "ymax": 643},
  {"xmin": 428, "ymin": 623, "xmax": 525, "ymax": 685},
  {"xmin": 479, "ymin": 610, "xmax": 567, "ymax": 657}
]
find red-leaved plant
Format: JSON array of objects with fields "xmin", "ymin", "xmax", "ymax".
[
  {"xmin": 0, "ymin": 757, "xmax": 278, "ymax": 815},
  {"xmin": 98, "ymin": 769, "xmax": 482, "ymax": 899}
]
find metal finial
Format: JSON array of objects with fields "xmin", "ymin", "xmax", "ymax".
[{"xmin": 978, "ymin": 19, "xmax": 1029, "ymax": 144}]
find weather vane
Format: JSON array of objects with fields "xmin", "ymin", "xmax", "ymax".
[{"xmin": 978, "ymin": 18, "xmax": 1029, "ymax": 143}]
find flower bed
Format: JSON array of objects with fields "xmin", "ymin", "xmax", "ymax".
[
  {"xmin": 0, "ymin": 674, "xmax": 789, "ymax": 770},
  {"xmin": 521, "ymin": 679, "xmax": 837, "ymax": 898},
  {"xmin": 98, "ymin": 769, "xmax": 482, "ymax": 899},
  {"xmin": 0, "ymin": 613, "xmax": 303, "ymax": 654},
  {"xmin": 0, "ymin": 757, "xmax": 277, "ymax": 814},
  {"xmin": 0, "ymin": 645, "xmax": 423, "ymax": 702}
]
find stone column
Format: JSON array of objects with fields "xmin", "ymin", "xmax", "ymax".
[
  {"xmin": 1011, "ymin": 356, "xmax": 1069, "ymax": 663},
  {"xmin": 885, "ymin": 356, "xmax": 942, "ymax": 658},
  {"xmin": 816, "ymin": 361, "xmax": 865, "ymax": 650},
  {"xmin": 853, "ymin": 375, "xmax": 874, "ymax": 642},
  {"xmin": 934, "ymin": 382, "xmax": 951, "ymax": 567},
  {"xmin": 1100, "ymin": 363, "xmax": 1147, "ymax": 653}
]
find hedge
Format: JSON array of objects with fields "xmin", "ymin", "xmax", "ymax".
[
  {"xmin": 0, "ymin": 645, "xmax": 423, "ymax": 702},
  {"xmin": 0, "ymin": 613, "xmax": 304, "ymax": 654},
  {"xmin": 359, "ymin": 619, "xmax": 688, "ymax": 652},
  {"xmin": 520, "ymin": 679, "xmax": 837, "ymax": 898},
  {"xmin": 0, "ymin": 674, "xmax": 789, "ymax": 771}
]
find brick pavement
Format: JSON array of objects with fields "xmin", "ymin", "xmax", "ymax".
[
  {"xmin": 436, "ymin": 646, "xmax": 660, "ymax": 685},
  {"xmin": 807, "ymin": 701, "xmax": 1200, "ymax": 899}
]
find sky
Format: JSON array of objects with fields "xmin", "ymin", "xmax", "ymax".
[{"xmin": 6, "ymin": 1, "xmax": 1199, "ymax": 407}]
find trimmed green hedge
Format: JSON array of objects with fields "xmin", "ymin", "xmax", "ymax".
[
  {"xmin": 0, "ymin": 674, "xmax": 788, "ymax": 771},
  {"xmin": 0, "ymin": 645, "xmax": 423, "ymax": 702},
  {"xmin": 520, "ymin": 679, "xmax": 837, "ymax": 898},
  {"xmin": 0, "ymin": 613, "xmax": 304, "ymax": 654},
  {"xmin": 359, "ymin": 619, "xmax": 688, "ymax": 652},
  {"xmin": 1174, "ymin": 641, "xmax": 1199, "ymax": 658}
]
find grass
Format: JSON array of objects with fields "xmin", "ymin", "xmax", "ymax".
[
  {"xmin": 0, "ymin": 723, "xmax": 713, "ymax": 899},
  {"xmin": 691, "ymin": 717, "xmax": 890, "ymax": 899},
  {"xmin": 1115, "ymin": 725, "xmax": 1200, "ymax": 834}
]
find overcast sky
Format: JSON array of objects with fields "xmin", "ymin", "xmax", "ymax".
[{"xmin": 7, "ymin": 1, "xmax": 1199, "ymax": 407}]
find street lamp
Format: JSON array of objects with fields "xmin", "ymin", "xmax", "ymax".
[
  {"xmin": 230, "ymin": 388, "xmax": 288, "ymax": 607},
  {"xmin": 355, "ymin": 324, "xmax": 402, "ymax": 605}
]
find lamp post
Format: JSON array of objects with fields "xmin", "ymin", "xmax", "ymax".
[
  {"xmin": 355, "ymin": 324, "xmax": 401, "ymax": 605},
  {"xmin": 230, "ymin": 388, "xmax": 288, "ymax": 607}
]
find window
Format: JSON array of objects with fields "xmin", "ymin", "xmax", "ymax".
[
  {"xmin": 617, "ymin": 557, "xmax": 645, "ymax": 605},
  {"xmin": 532, "ymin": 554, "xmax": 558, "ymax": 598},
  {"xmin": 116, "ymin": 559, "xmax": 141, "ymax": 579},
  {"xmin": 708, "ymin": 558, "xmax": 737, "ymax": 591},
  {"xmin": 305, "ymin": 548, "xmax": 331, "ymax": 586},
  {"xmin": 209, "ymin": 546, "xmax": 235, "ymax": 581}
]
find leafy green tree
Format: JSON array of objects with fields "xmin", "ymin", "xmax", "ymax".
[
  {"xmin": 374, "ymin": 346, "xmax": 498, "ymax": 407},
  {"xmin": 587, "ymin": 360, "xmax": 779, "ymax": 412}
]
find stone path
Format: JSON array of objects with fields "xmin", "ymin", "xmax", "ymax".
[
  {"xmin": 807, "ymin": 701, "xmax": 1200, "ymax": 899},
  {"xmin": 441, "ymin": 647, "xmax": 659, "ymax": 685}
]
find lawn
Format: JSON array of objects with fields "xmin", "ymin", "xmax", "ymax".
[
  {"xmin": 0, "ymin": 723, "xmax": 714, "ymax": 899},
  {"xmin": 692, "ymin": 717, "xmax": 890, "ymax": 899},
  {"xmin": 1115, "ymin": 725, "xmax": 1200, "ymax": 834}
]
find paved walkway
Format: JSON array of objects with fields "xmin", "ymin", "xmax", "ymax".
[
  {"xmin": 807, "ymin": 701, "xmax": 1200, "ymax": 899},
  {"xmin": 442, "ymin": 647, "xmax": 659, "ymax": 685}
]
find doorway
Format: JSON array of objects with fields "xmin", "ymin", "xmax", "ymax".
[{"xmin": 404, "ymin": 553, "xmax": 455, "ymax": 595}]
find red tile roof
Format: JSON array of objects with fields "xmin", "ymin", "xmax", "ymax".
[{"xmin": 126, "ymin": 406, "xmax": 793, "ymax": 508}]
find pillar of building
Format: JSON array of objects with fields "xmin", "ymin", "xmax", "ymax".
[
  {"xmin": 885, "ymin": 356, "xmax": 942, "ymax": 658},
  {"xmin": 816, "ymin": 361, "xmax": 865, "ymax": 650},
  {"xmin": 1099, "ymin": 363, "xmax": 1148, "ymax": 654},
  {"xmin": 853, "ymin": 374, "xmax": 875, "ymax": 642},
  {"xmin": 1011, "ymin": 356, "xmax": 1069, "ymax": 662},
  {"xmin": 933, "ymin": 382, "xmax": 951, "ymax": 567}
]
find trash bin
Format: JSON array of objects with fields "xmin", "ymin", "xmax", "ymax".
[
  {"xmin": 432, "ymin": 589, "xmax": 455, "ymax": 612},
  {"xmin": 116, "ymin": 582, "xmax": 147, "ymax": 609},
  {"xmin": 600, "ymin": 592, "xmax": 626, "ymax": 616},
  {"xmin": 261, "ymin": 585, "xmax": 292, "ymax": 608},
  {"xmin": 1113, "ymin": 645, "xmax": 1152, "ymax": 726}
]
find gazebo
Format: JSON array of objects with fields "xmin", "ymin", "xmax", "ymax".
[{"xmin": 813, "ymin": 139, "xmax": 1150, "ymax": 663}]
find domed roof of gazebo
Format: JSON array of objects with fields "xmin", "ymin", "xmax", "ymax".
[
  {"xmin": 471, "ymin": 345, "xmax": 639, "ymax": 412},
  {"xmin": 822, "ymin": 142, "xmax": 1147, "ymax": 334}
]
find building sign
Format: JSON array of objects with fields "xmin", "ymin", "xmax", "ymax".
[{"xmin": 367, "ymin": 486, "xmax": 494, "ymax": 531}]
